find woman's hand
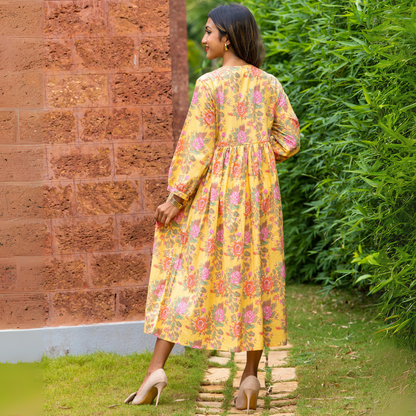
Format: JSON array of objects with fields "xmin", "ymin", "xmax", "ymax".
[{"xmin": 155, "ymin": 201, "xmax": 180, "ymax": 227}]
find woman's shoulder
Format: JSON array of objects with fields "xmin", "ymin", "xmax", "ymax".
[{"xmin": 197, "ymin": 66, "xmax": 282, "ymax": 89}]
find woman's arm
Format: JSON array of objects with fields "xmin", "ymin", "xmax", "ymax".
[
  {"xmin": 155, "ymin": 77, "xmax": 216, "ymax": 227},
  {"xmin": 167, "ymin": 77, "xmax": 217, "ymax": 201},
  {"xmin": 270, "ymin": 81, "xmax": 300, "ymax": 163}
]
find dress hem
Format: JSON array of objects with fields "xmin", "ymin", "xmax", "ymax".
[{"xmin": 144, "ymin": 327, "xmax": 288, "ymax": 353}]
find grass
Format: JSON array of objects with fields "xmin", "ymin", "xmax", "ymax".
[
  {"xmin": 2, "ymin": 283, "xmax": 416, "ymax": 415},
  {"xmin": 286, "ymin": 283, "xmax": 416, "ymax": 415},
  {"xmin": 42, "ymin": 347, "xmax": 208, "ymax": 416}
]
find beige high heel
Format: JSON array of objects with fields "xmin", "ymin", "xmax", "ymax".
[
  {"xmin": 234, "ymin": 375, "xmax": 261, "ymax": 414},
  {"xmin": 124, "ymin": 368, "xmax": 168, "ymax": 406}
]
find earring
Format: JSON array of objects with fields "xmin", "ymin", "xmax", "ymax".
[{"xmin": 224, "ymin": 43, "xmax": 229, "ymax": 51}]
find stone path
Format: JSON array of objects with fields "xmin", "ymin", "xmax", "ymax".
[{"xmin": 195, "ymin": 342, "xmax": 297, "ymax": 415}]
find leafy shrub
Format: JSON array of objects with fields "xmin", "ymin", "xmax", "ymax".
[{"xmin": 238, "ymin": 0, "xmax": 416, "ymax": 343}]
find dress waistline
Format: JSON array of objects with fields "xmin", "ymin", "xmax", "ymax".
[{"xmin": 216, "ymin": 139, "xmax": 271, "ymax": 148}]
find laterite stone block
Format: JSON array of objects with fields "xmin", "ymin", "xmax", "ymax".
[
  {"xmin": 119, "ymin": 215, "xmax": 155, "ymax": 249},
  {"xmin": 44, "ymin": 184, "xmax": 74, "ymax": 218},
  {"xmin": 143, "ymin": 178, "xmax": 168, "ymax": 212},
  {"xmin": 0, "ymin": 146, "xmax": 44, "ymax": 182},
  {"xmin": 139, "ymin": 0, "xmax": 169, "ymax": 35},
  {"xmin": 75, "ymin": 37, "xmax": 135, "ymax": 70},
  {"xmin": 52, "ymin": 289, "xmax": 115, "ymax": 325},
  {"xmin": 0, "ymin": 261, "xmax": 17, "ymax": 291},
  {"xmin": 44, "ymin": 257, "xmax": 87, "ymax": 290},
  {"xmin": 0, "ymin": 40, "xmax": 9, "ymax": 70},
  {"xmin": 79, "ymin": 107, "xmax": 141, "ymax": 142},
  {"xmin": 118, "ymin": 286, "xmax": 147, "ymax": 319},
  {"xmin": 46, "ymin": 74, "xmax": 108, "ymax": 108},
  {"xmin": 18, "ymin": 257, "xmax": 45, "ymax": 292},
  {"xmin": 49, "ymin": 146, "xmax": 111, "ymax": 179},
  {"xmin": 110, "ymin": 72, "xmax": 172, "ymax": 106},
  {"xmin": 0, "ymin": 293, "xmax": 48, "ymax": 329},
  {"xmin": 10, "ymin": 38, "xmax": 43, "ymax": 72},
  {"xmin": 142, "ymin": 106, "xmax": 173, "ymax": 141},
  {"xmin": 76, "ymin": 181, "xmax": 139, "ymax": 216},
  {"xmin": 2, "ymin": 185, "xmax": 44, "ymax": 219},
  {"xmin": 90, "ymin": 252, "xmax": 149, "ymax": 287},
  {"xmin": 108, "ymin": 0, "xmax": 140, "ymax": 35},
  {"xmin": 45, "ymin": 39, "xmax": 73, "ymax": 71},
  {"xmin": 139, "ymin": 37, "xmax": 170, "ymax": 69},
  {"xmin": 44, "ymin": 0, "xmax": 106, "ymax": 38},
  {"xmin": 0, "ymin": 1, "xmax": 43, "ymax": 37},
  {"xmin": 0, "ymin": 111, "xmax": 18, "ymax": 143},
  {"xmin": 19, "ymin": 110, "xmax": 76, "ymax": 144},
  {"xmin": 0, "ymin": 73, "xmax": 44, "ymax": 108},
  {"xmin": 115, "ymin": 143, "xmax": 173, "ymax": 176},
  {"xmin": 55, "ymin": 217, "xmax": 116, "ymax": 253},
  {"xmin": 0, "ymin": 221, "xmax": 51, "ymax": 257}
]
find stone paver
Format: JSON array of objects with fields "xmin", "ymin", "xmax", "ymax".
[
  {"xmin": 268, "ymin": 350, "xmax": 289, "ymax": 366},
  {"xmin": 272, "ymin": 381, "xmax": 298, "ymax": 394},
  {"xmin": 195, "ymin": 340, "xmax": 297, "ymax": 415},
  {"xmin": 208, "ymin": 356, "xmax": 230, "ymax": 365},
  {"xmin": 271, "ymin": 367, "xmax": 297, "ymax": 381},
  {"xmin": 203, "ymin": 367, "xmax": 231, "ymax": 385}
]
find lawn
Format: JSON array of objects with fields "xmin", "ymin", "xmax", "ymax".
[
  {"xmin": 287, "ymin": 284, "xmax": 416, "ymax": 415},
  {"xmin": 1, "ymin": 283, "xmax": 415, "ymax": 415}
]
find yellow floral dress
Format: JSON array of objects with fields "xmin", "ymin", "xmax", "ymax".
[{"xmin": 144, "ymin": 64, "xmax": 300, "ymax": 352}]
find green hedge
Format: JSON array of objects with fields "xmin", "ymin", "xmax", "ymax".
[{"xmin": 238, "ymin": 0, "xmax": 416, "ymax": 343}]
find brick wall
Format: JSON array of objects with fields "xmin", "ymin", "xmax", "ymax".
[{"xmin": 0, "ymin": 0, "xmax": 188, "ymax": 329}]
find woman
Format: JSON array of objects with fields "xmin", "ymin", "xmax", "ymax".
[{"xmin": 124, "ymin": 3, "xmax": 300, "ymax": 412}]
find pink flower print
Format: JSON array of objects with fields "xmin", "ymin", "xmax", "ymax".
[
  {"xmin": 174, "ymin": 256, "xmax": 182, "ymax": 271},
  {"xmin": 244, "ymin": 310, "xmax": 256, "ymax": 325},
  {"xmin": 216, "ymin": 91, "xmax": 224, "ymax": 106},
  {"xmin": 217, "ymin": 229, "xmax": 224, "ymax": 243},
  {"xmin": 230, "ymin": 191, "xmax": 240, "ymax": 205},
  {"xmin": 253, "ymin": 91, "xmax": 262, "ymax": 105},
  {"xmin": 277, "ymin": 93, "xmax": 287, "ymax": 108},
  {"xmin": 231, "ymin": 271, "xmax": 241, "ymax": 285},
  {"xmin": 224, "ymin": 150, "xmax": 230, "ymax": 166},
  {"xmin": 255, "ymin": 190, "xmax": 260, "ymax": 203},
  {"xmin": 191, "ymin": 91, "xmax": 198, "ymax": 105},
  {"xmin": 263, "ymin": 305, "xmax": 273, "ymax": 320},
  {"xmin": 174, "ymin": 209, "xmax": 185, "ymax": 223},
  {"xmin": 260, "ymin": 227, "xmax": 269, "ymax": 241},
  {"xmin": 244, "ymin": 150, "xmax": 248, "ymax": 164},
  {"xmin": 237, "ymin": 130, "xmax": 247, "ymax": 144},
  {"xmin": 215, "ymin": 308, "xmax": 225, "ymax": 322},
  {"xmin": 210, "ymin": 187, "xmax": 218, "ymax": 202},
  {"xmin": 281, "ymin": 264, "xmax": 286, "ymax": 278},
  {"xmin": 284, "ymin": 135, "xmax": 297, "ymax": 149},
  {"xmin": 155, "ymin": 283, "xmax": 165, "ymax": 298},
  {"xmin": 244, "ymin": 231, "xmax": 251, "ymax": 245},
  {"xmin": 193, "ymin": 135, "xmax": 204, "ymax": 151},
  {"xmin": 176, "ymin": 301, "xmax": 187, "ymax": 315},
  {"xmin": 168, "ymin": 166, "xmax": 172, "ymax": 176},
  {"xmin": 201, "ymin": 267, "xmax": 210, "ymax": 281},
  {"xmin": 190, "ymin": 223, "xmax": 200, "ymax": 238},
  {"xmin": 274, "ymin": 185, "xmax": 281, "ymax": 201}
]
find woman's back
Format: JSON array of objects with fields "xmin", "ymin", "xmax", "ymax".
[{"xmin": 199, "ymin": 65, "xmax": 280, "ymax": 148}]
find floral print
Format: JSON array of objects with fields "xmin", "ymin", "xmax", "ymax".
[{"xmin": 144, "ymin": 64, "xmax": 300, "ymax": 352}]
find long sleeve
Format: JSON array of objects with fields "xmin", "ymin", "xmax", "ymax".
[
  {"xmin": 270, "ymin": 80, "xmax": 300, "ymax": 163},
  {"xmin": 167, "ymin": 78, "xmax": 217, "ymax": 201}
]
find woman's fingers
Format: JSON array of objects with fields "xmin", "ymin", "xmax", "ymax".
[{"xmin": 155, "ymin": 202, "xmax": 179, "ymax": 227}]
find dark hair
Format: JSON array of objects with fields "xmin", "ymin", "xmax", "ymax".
[{"xmin": 208, "ymin": 4, "xmax": 265, "ymax": 68}]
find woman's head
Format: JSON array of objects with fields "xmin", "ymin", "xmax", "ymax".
[{"xmin": 203, "ymin": 3, "xmax": 265, "ymax": 68}]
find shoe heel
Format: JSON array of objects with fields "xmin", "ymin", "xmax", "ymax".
[
  {"xmin": 244, "ymin": 389, "xmax": 257, "ymax": 414},
  {"xmin": 154, "ymin": 381, "xmax": 167, "ymax": 407}
]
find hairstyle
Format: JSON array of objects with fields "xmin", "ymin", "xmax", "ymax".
[{"xmin": 208, "ymin": 3, "xmax": 265, "ymax": 68}]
